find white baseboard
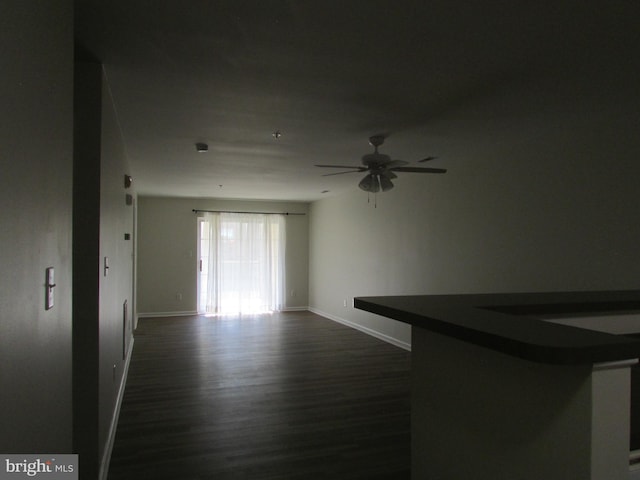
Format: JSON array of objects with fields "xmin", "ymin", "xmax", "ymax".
[
  {"xmin": 99, "ymin": 337, "xmax": 134, "ymax": 480},
  {"xmin": 137, "ymin": 310, "xmax": 198, "ymax": 318},
  {"xmin": 282, "ymin": 306, "xmax": 309, "ymax": 312},
  {"xmin": 309, "ymin": 307, "xmax": 411, "ymax": 351},
  {"xmin": 139, "ymin": 309, "xmax": 308, "ymax": 317}
]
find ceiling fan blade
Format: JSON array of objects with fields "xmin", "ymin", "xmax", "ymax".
[
  {"xmin": 315, "ymin": 164, "xmax": 365, "ymax": 169},
  {"xmin": 322, "ymin": 170, "xmax": 366, "ymax": 176},
  {"xmin": 358, "ymin": 174, "xmax": 379, "ymax": 193},
  {"xmin": 418, "ymin": 156, "xmax": 438, "ymax": 163},
  {"xmin": 384, "ymin": 160, "xmax": 408, "ymax": 168},
  {"xmin": 389, "ymin": 167, "xmax": 447, "ymax": 173},
  {"xmin": 379, "ymin": 175, "xmax": 394, "ymax": 192}
]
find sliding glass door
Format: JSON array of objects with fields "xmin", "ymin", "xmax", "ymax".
[{"xmin": 197, "ymin": 212, "xmax": 285, "ymax": 315}]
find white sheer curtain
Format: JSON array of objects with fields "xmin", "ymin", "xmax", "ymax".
[{"xmin": 203, "ymin": 212, "xmax": 285, "ymax": 315}]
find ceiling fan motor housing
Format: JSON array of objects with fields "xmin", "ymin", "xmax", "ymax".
[{"xmin": 362, "ymin": 152, "xmax": 391, "ymax": 167}]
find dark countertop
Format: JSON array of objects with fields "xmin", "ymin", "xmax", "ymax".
[{"xmin": 354, "ymin": 291, "xmax": 640, "ymax": 365}]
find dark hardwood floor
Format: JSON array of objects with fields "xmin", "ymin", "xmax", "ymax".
[{"xmin": 107, "ymin": 311, "xmax": 411, "ymax": 479}]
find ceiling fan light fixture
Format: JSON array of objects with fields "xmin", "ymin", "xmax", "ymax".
[
  {"xmin": 379, "ymin": 175, "xmax": 394, "ymax": 191},
  {"xmin": 359, "ymin": 173, "xmax": 380, "ymax": 193}
]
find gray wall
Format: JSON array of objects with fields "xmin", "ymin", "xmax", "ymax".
[
  {"xmin": 309, "ymin": 64, "xmax": 640, "ymax": 348},
  {"xmin": 136, "ymin": 196, "xmax": 309, "ymax": 316},
  {"xmin": 73, "ymin": 62, "xmax": 135, "ymax": 478},
  {"xmin": 98, "ymin": 75, "xmax": 135, "ymax": 463},
  {"xmin": 0, "ymin": 5, "xmax": 133, "ymax": 471},
  {"xmin": 0, "ymin": 0, "xmax": 74, "ymax": 452}
]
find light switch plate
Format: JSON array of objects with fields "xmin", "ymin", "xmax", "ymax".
[{"xmin": 45, "ymin": 267, "xmax": 55, "ymax": 310}]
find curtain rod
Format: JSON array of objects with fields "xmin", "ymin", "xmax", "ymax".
[{"xmin": 192, "ymin": 209, "xmax": 305, "ymax": 216}]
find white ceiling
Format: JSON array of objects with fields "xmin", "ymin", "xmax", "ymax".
[{"xmin": 74, "ymin": 1, "xmax": 640, "ymax": 201}]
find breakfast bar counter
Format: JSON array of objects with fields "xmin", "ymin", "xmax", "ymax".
[{"xmin": 355, "ymin": 291, "xmax": 640, "ymax": 480}]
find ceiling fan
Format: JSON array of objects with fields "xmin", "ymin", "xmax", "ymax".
[{"xmin": 315, "ymin": 135, "xmax": 446, "ymax": 193}]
